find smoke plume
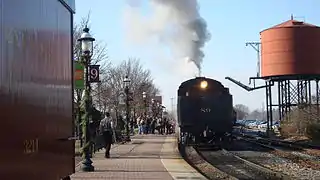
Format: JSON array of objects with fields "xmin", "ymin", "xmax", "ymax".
[{"xmin": 123, "ymin": 0, "xmax": 211, "ymax": 74}]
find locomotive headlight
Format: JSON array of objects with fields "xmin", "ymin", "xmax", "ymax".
[{"xmin": 200, "ymin": 80, "xmax": 208, "ymax": 89}]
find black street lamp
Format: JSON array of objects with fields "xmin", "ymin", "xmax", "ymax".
[
  {"xmin": 142, "ymin": 92, "xmax": 147, "ymax": 119},
  {"xmin": 151, "ymin": 99, "xmax": 155, "ymax": 118},
  {"xmin": 156, "ymin": 102, "xmax": 161, "ymax": 118},
  {"xmin": 78, "ymin": 26, "xmax": 95, "ymax": 172},
  {"xmin": 161, "ymin": 105, "xmax": 165, "ymax": 117},
  {"xmin": 123, "ymin": 76, "xmax": 131, "ymax": 142}
]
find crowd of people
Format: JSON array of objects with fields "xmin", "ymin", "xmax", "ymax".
[
  {"xmin": 98, "ymin": 112, "xmax": 175, "ymax": 158},
  {"xmin": 137, "ymin": 116, "xmax": 175, "ymax": 135}
]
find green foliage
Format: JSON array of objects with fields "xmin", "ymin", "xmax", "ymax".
[
  {"xmin": 92, "ymin": 108, "xmax": 103, "ymax": 124},
  {"xmin": 80, "ymin": 89, "xmax": 95, "ymax": 156},
  {"xmin": 78, "ymin": 88, "xmax": 105, "ymax": 156},
  {"xmin": 79, "ymin": 91, "xmax": 103, "ymax": 124}
]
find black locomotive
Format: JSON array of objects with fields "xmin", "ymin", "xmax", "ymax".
[{"xmin": 177, "ymin": 77, "xmax": 235, "ymax": 146}]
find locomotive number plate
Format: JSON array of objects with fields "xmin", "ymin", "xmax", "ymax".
[
  {"xmin": 200, "ymin": 108, "xmax": 211, "ymax": 113},
  {"xmin": 23, "ymin": 138, "xmax": 39, "ymax": 154}
]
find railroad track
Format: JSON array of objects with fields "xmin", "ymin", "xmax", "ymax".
[
  {"xmin": 179, "ymin": 136, "xmax": 320, "ymax": 179},
  {"xmin": 177, "ymin": 131, "xmax": 291, "ymax": 180},
  {"xmin": 237, "ymin": 135, "xmax": 320, "ymax": 170},
  {"xmin": 178, "ymin": 132, "xmax": 319, "ymax": 179},
  {"xmin": 236, "ymin": 135, "xmax": 302, "ymax": 151},
  {"xmin": 176, "ymin": 131, "xmax": 319, "ymax": 179},
  {"xmin": 196, "ymin": 147, "xmax": 290, "ymax": 180},
  {"xmin": 235, "ymin": 133, "xmax": 320, "ymax": 161},
  {"xmin": 236, "ymin": 132, "xmax": 320, "ymax": 150}
]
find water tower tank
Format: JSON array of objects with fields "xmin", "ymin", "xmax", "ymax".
[{"xmin": 260, "ymin": 19, "xmax": 320, "ymax": 77}]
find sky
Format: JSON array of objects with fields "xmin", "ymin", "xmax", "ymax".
[{"xmin": 74, "ymin": 0, "xmax": 320, "ymax": 112}]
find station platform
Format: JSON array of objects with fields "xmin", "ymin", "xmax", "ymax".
[{"xmin": 71, "ymin": 134, "xmax": 207, "ymax": 180}]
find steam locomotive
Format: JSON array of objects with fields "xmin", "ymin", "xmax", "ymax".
[{"xmin": 177, "ymin": 77, "xmax": 235, "ymax": 146}]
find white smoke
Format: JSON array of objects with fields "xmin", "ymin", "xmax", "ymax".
[{"xmin": 123, "ymin": 0, "xmax": 211, "ymax": 75}]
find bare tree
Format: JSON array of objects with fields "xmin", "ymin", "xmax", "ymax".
[
  {"xmin": 166, "ymin": 111, "xmax": 177, "ymax": 123},
  {"xmin": 247, "ymin": 109, "xmax": 262, "ymax": 120},
  {"xmin": 280, "ymin": 105, "xmax": 320, "ymax": 139},
  {"xmin": 234, "ymin": 104, "xmax": 250, "ymax": 120},
  {"xmin": 96, "ymin": 58, "xmax": 160, "ymax": 120}
]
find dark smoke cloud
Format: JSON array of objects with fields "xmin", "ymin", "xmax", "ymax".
[{"xmin": 123, "ymin": 0, "xmax": 211, "ymax": 74}]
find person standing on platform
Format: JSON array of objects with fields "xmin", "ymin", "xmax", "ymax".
[
  {"xmin": 142, "ymin": 118, "xmax": 147, "ymax": 134},
  {"xmin": 137, "ymin": 117, "xmax": 142, "ymax": 134},
  {"xmin": 99, "ymin": 112, "xmax": 114, "ymax": 158},
  {"xmin": 139, "ymin": 117, "xmax": 145, "ymax": 134},
  {"xmin": 151, "ymin": 118, "xmax": 156, "ymax": 134},
  {"xmin": 146, "ymin": 116, "xmax": 151, "ymax": 134},
  {"xmin": 158, "ymin": 118, "xmax": 164, "ymax": 135}
]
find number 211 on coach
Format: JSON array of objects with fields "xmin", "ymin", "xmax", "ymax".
[{"xmin": 23, "ymin": 138, "xmax": 39, "ymax": 154}]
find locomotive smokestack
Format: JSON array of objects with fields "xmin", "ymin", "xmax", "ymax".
[{"xmin": 123, "ymin": 0, "xmax": 211, "ymax": 73}]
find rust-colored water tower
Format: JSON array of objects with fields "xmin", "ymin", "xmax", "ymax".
[
  {"xmin": 226, "ymin": 17, "xmax": 320, "ymax": 134},
  {"xmin": 260, "ymin": 18, "xmax": 320, "ymax": 130},
  {"xmin": 260, "ymin": 19, "xmax": 320, "ymax": 77}
]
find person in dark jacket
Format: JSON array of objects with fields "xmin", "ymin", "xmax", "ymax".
[
  {"xmin": 166, "ymin": 121, "xmax": 171, "ymax": 134},
  {"xmin": 158, "ymin": 118, "xmax": 164, "ymax": 135},
  {"xmin": 141, "ymin": 118, "xmax": 147, "ymax": 134},
  {"xmin": 99, "ymin": 112, "xmax": 114, "ymax": 158},
  {"xmin": 151, "ymin": 118, "xmax": 156, "ymax": 134},
  {"xmin": 146, "ymin": 117, "xmax": 151, "ymax": 134}
]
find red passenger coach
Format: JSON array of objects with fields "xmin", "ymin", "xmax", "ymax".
[{"xmin": 0, "ymin": 0, "xmax": 75, "ymax": 179}]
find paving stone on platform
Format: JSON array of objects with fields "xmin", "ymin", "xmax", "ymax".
[{"xmin": 71, "ymin": 135, "xmax": 174, "ymax": 180}]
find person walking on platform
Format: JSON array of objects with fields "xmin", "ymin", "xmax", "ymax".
[
  {"xmin": 165, "ymin": 119, "xmax": 172, "ymax": 134},
  {"xmin": 151, "ymin": 118, "xmax": 156, "ymax": 134},
  {"xmin": 158, "ymin": 118, "xmax": 164, "ymax": 135},
  {"xmin": 141, "ymin": 118, "xmax": 146, "ymax": 134},
  {"xmin": 163, "ymin": 118, "xmax": 168, "ymax": 134},
  {"xmin": 138, "ymin": 117, "xmax": 142, "ymax": 134},
  {"xmin": 99, "ymin": 112, "xmax": 114, "ymax": 158},
  {"xmin": 146, "ymin": 117, "xmax": 151, "ymax": 134},
  {"xmin": 139, "ymin": 117, "xmax": 145, "ymax": 134}
]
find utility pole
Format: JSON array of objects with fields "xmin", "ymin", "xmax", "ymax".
[
  {"xmin": 170, "ymin": 97, "xmax": 174, "ymax": 113},
  {"xmin": 261, "ymin": 102, "xmax": 265, "ymax": 121},
  {"xmin": 123, "ymin": 76, "xmax": 131, "ymax": 142},
  {"xmin": 245, "ymin": 42, "xmax": 261, "ymax": 77},
  {"xmin": 98, "ymin": 82, "xmax": 102, "ymax": 111}
]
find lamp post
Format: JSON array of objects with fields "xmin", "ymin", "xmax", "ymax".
[
  {"xmin": 151, "ymin": 99, "xmax": 155, "ymax": 118},
  {"xmin": 156, "ymin": 102, "xmax": 160, "ymax": 117},
  {"xmin": 124, "ymin": 76, "xmax": 131, "ymax": 142},
  {"xmin": 78, "ymin": 26, "xmax": 95, "ymax": 172},
  {"xmin": 142, "ymin": 92, "xmax": 147, "ymax": 119},
  {"xmin": 159, "ymin": 104, "xmax": 163, "ymax": 119}
]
